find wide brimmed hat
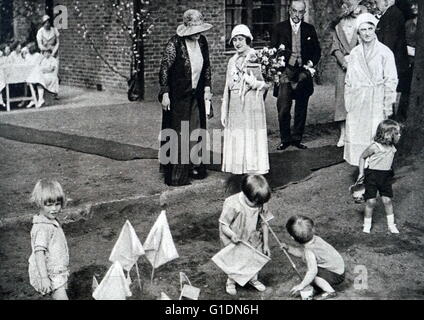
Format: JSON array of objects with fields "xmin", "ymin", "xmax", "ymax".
[
  {"xmin": 341, "ymin": 0, "xmax": 361, "ymax": 16},
  {"xmin": 41, "ymin": 15, "xmax": 50, "ymax": 25},
  {"xmin": 356, "ymin": 12, "xmax": 379, "ymax": 29},
  {"xmin": 176, "ymin": 9, "xmax": 213, "ymax": 37},
  {"xmin": 229, "ymin": 24, "xmax": 253, "ymax": 44}
]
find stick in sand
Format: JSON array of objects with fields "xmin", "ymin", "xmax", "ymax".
[
  {"xmin": 260, "ymin": 212, "xmax": 303, "ymax": 280},
  {"xmin": 150, "ymin": 233, "xmax": 163, "ymax": 284},
  {"xmin": 135, "ymin": 262, "xmax": 143, "ymax": 293}
]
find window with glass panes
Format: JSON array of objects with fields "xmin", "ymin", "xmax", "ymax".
[{"xmin": 225, "ymin": 0, "xmax": 284, "ymax": 49}]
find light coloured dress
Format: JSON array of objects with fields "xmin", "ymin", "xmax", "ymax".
[
  {"xmin": 221, "ymin": 49, "xmax": 270, "ymax": 174},
  {"xmin": 27, "ymin": 56, "xmax": 59, "ymax": 94},
  {"xmin": 219, "ymin": 192, "xmax": 273, "ymax": 249},
  {"xmin": 343, "ymin": 40, "xmax": 398, "ymax": 166},
  {"xmin": 28, "ymin": 214, "xmax": 70, "ymax": 293},
  {"xmin": 330, "ymin": 17, "xmax": 359, "ymax": 122},
  {"xmin": 0, "ymin": 56, "xmax": 6, "ymax": 94}
]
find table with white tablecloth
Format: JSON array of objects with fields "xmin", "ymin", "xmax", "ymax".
[{"xmin": 0, "ymin": 64, "xmax": 37, "ymax": 112}]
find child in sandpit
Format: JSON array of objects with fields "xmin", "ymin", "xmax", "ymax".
[
  {"xmin": 28, "ymin": 179, "xmax": 70, "ymax": 300},
  {"xmin": 219, "ymin": 175, "xmax": 273, "ymax": 296},
  {"xmin": 357, "ymin": 119, "xmax": 401, "ymax": 234},
  {"xmin": 281, "ymin": 215, "xmax": 345, "ymax": 300}
]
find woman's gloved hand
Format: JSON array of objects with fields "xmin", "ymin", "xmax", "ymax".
[{"xmin": 161, "ymin": 92, "xmax": 171, "ymax": 111}]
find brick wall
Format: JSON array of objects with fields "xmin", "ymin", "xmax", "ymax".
[{"xmin": 58, "ymin": 0, "xmax": 132, "ymax": 91}]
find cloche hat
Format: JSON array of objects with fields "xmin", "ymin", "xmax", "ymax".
[
  {"xmin": 176, "ymin": 9, "xmax": 213, "ymax": 37},
  {"xmin": 229, "ymin": 24, "xmax": 253, "ymax": 44},
  {"xmin": 41, "ymin": 15, "xmax": 51, "ymax": 25}
]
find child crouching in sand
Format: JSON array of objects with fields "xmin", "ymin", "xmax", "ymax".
[
  {"xmin": 28, "ymin": 179, "xmax": 70, "ymax": 300},
  {"xmin": 281, "ymin": 215, "xmax": 345, "ymax": 300},
  {"xmin": 219, "ymin": 175, "xmax": 273, "ymax": 296}
]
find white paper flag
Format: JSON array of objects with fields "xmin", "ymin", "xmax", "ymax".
[
  {"xmin": 92, "ymin": 261, "xmax": 132, "ymax": 300},
  {"xmin": 144, "ymin": 210, "xmax": 179, "ymax": 268},
  {"xmin": 109, "ymin": 220, "xmax": 145, "ymax": 271}
]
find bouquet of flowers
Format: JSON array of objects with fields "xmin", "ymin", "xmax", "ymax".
[{"xmin": 256, "ymin": 44, "xmax": 287, "ymax": 83}]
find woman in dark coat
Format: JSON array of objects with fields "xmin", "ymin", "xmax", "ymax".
[{"xmin": 158, "ymin": 9, "xmax": 213, "ymax": 186}]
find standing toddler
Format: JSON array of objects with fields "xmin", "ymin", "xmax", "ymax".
[{"xmin": 28, "ymin": 179, "xmax": 70, "ymax": 300}]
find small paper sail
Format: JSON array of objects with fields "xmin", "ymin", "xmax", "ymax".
[
  {"xmin": 180, "ymin": 284, "xmax": 201, "ymax": 300},
  {"xmin": 92, "ymin": 261, "xmax": 132, "ymax": 300},
  {"xmin": 109, "ymin": 220, "xmax": 145, "ymax": 272},
  {"xmin": 212, "ymin": 241, "xmax": 270, "ymax": 286},
  {"xmin": 144, "ymin": 210, "xmax": 179, "ymax": 268},
  {"xmin": 179, "ymin": 272, "xmax": 191, "ymax": 289},
  {"xmin": 92, "ymin": 276, "xmax": 99, "ymax": 292},
  {"xmin": 159, "ymin": 292, "xmax": 172, "ymax": 300}
]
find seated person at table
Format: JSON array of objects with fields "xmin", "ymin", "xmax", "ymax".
[
  {"xmin": 24, "ymin": 43, "xmax": 42, "ymax": 66},
  {"xmin": 27, "ymin": 49, "xmax": 59, "ymax": 108},
  {"xmin": 7, "ymin": 41, "xmax": 24, "ymax": 64}
]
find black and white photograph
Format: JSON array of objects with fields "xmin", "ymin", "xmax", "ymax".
[{"xmin": 0, "ymin": 0, "xmax": 423, "ymax": 306}]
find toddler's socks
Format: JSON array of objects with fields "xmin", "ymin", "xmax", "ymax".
[
  {"xmin": 387, "ymin": 215, "xmax": 399, "ymax": 234},
  {"xmin": 363, "ymin": 217, "xmax": 372, "ymax": 233}
]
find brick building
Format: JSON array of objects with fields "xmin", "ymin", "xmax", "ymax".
[{"xmin": 2, "ymin": 0, "xmax": 337, "ymax": 101}]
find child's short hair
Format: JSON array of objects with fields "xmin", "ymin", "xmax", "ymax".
[
  {"xmin": 30, "ymin": 179, "xmax": 66, "ymax": 208},
  {"xmin": 241, "ymin": 174, "xmax": 271, "ymax": 206},
  {"xmin": 374, "ymin": 119, "xmax": 401, "ymax": 145},
  {"xmin": 27, "ymin": 42, "xmax": 37, "ymax": 55},
  {"xmin": 10, "ymin": 40, "xmax": 21, "ymax": 51},
  {"xmin": 286, "ymin": 215, "xmax": 315, "ymax": 244}
]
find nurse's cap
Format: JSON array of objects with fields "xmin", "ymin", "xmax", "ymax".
[{"xmin": 356, "ymin": 12, "xmax": 379, "ymax": 29}]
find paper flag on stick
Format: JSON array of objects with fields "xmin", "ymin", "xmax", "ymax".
[
  {"xmin": 109, "ymin": 220, "xmax": 145, "ymax": 271},
  {"xmin": 92, "ymin": 261, "xmax": 132, "ymax": 300},
  {"xmin": 180, "ymin": 284, "xmax": 200, "ymax": 300},
  {"xmin": 144, "ymin": 210, "xmax": 179, "ymax": 269},
  {"xmin": 159, "ymin": 292, "xmax": 172, "ymax": 300},
  {"xmin": 212, "ymin": 241, "xmax": 270, "ymax": 286},
  {"xmin": 92, "ymin": 276, "xmax": 99, "ymax": 292},
  {"xmin": 179, "ymin": 272, "xmax": 192, "ymax": 290}
]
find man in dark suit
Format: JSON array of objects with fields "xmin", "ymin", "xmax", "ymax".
[
  {"xmin": 272, "ymin": 0, "xmax": 321, "ymax": 150},
  {"xmin": 375, "ymin": 0, "xmax": 410, "ymax": 120}
]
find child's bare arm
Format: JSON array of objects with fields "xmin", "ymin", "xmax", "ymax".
[
  {"xmin": 358, "ymin": 144, "xmax": 378, "ymax": 180},
  {"xmin": 282, "ymin": 244, "xmax": 304, "ymax": 258},
  {"xmin": 220, "ymin": 223, "xmax": 240, "ymax": 243},
  {"xmin": 35, "ymin": 250, "xmax": 52, "ymax": 294},
  {"xmin": 291, "ymin": 250, "xmax": 318, "ymax": 294},
  {"xmin": 261, "ymin": 223, "xmax": 271, "ymax": 257}
]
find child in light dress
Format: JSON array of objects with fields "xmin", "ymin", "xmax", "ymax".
[
  {"xmin": 358, "ymin": 119, "xmax": 402, "ymax": 234},
  {"xmin": 219, "ymin": 175, "xmax": 272, "ymax": 295},
  {"xmin": 27, "ymin": 48, "xmax": 59, "ymax": 108},
  {"xmin": 28, "ymin": 179, "xmax": 70, "ymax": 300},
  {"xmin": 282, "ymin": 215, "xmax": 345, "ymax": 300}
]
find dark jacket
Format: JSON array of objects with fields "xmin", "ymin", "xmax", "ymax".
[
  {"xmin": 271, "ymin": 20, "xmax": 321, "ymax": 67},
  {"xmin": 376, "ymin": 5, "xmax": 409, "ymax": 92},
  {"xmin": 158, "ymin": 34, "xmax": 211, "ymax": 132}
]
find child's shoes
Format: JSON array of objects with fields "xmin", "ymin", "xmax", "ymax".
[
  {"xmin": 362, "ymin": 225, "xmax": 371, "ymax": 233},
  {"xmin": 226, "ymin": 279, "xmax": 237, "ymax": 296},
  {"xmin": 314, "ymin": 291, "xmax": 337, "ymax": 300},
  {"xmin": 388, "ymin": 224, "xmax": 399, "ymax": 234},
  {"xmin": 249, "ymin": 279, "xmax": 266, "ymax": 292}
]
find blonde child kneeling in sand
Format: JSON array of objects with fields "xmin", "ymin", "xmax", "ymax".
[
  {"xmin": 357, "ymin": 119, "xmax": 402, "ymax": 234},
  {"xmin": 219, "ymin": 175, "xmax": 272, "ymax": 296},
  {"xmin": 28, "ymin": 179, "xmax": 70, "ymax": 300},
  {"xmin": 282, "ymin": 215, "xmax": 345, "ymax": 300}
]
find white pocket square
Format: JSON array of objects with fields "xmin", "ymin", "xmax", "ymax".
[{"xmin": 307, "ymin": 37, "xmax": 311, "ymax": 40}]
